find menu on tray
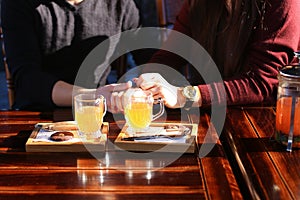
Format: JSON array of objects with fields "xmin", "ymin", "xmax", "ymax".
[
  {"xmin": 114, "ymin": 123, "xmax": 198, "ymax": 153},
  {"xmin": 26, "ymin": 121, "xmax": 108, "ymax": 152}
]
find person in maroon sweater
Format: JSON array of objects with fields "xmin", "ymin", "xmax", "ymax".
[{"xmin": 132, "ymin": 0, "xmax": 300, "ymax": 109}]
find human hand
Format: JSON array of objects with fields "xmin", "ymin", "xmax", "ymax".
[
  {"xmin": 133, "ymin": 73, "xmax": 184, "ymax": 108},
  {"xmin": 96, "ymin": 81, "xmax": 132, "ymax": 113},
  {"xmin": 110, "ymin": 88, "xmax": 147, "ymax": 113}
]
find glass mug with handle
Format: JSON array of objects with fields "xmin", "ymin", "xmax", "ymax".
[
  {"xmin": 124, "ymin": 89, "xmax": 164, "ymax": 134},
  {"xmin": 74, "ymin": 93, "xmax": 106, "ymax": 142}
]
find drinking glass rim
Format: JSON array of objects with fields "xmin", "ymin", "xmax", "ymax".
[
  {"xmin": 128, "ymin": 90, "xmax": 153, "ymax": 99},
  {"xmin": 74, "ymin": 93, "xmax": 105, "ymax": 102}
]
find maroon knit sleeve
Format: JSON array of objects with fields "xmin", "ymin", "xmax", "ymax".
[
  {"xmin": 200, "ymin": 0, "xmax": 300, "ymax": 106},
  {"xmin": 150, "ymin": 0, "xmax": 300, "ymax": 107}
]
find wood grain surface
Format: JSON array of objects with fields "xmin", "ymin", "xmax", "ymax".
[
  {"xmin": 0, "ymin": 108, "xmax": 246, "ymax": 199},
  {"xmin": 222, "ymin": 107, "xmax": 300, "ymax": 200}
]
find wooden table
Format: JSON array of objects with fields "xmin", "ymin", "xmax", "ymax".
[
  {"xmin": 222, "ymin": 107, "xmax": 300, "ymax": 200},
  {"xmin": 0, "ymin": 106, "xmax": 299, "ymax": 199}
]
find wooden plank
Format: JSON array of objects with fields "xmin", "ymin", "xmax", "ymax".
[
  {"xmin": 0, "ymin": 154, "xmax": 206, "ymax": 199},
  {"xmin": 0, "ymin": 109, "xmax": 243, "ymax": 200},
  {"xmin": 201, "ymin": 144, "xmax": 243, "ymax": 200},
  {"xmin": 222, "ymin": 107, "xmax": 293, "ymax": 199},
  {"xmin": 197, "ymin": 112, "xmax": 243, "ymax": 200},
  {"xmin": 0, "ymin": 194, "xmax": 204, "ymax": 200},
  {"xmin": 246, "ymin": 107, "xmax": 300, "ymax": 199}
]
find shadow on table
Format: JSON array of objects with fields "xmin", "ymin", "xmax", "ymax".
[
  {"xmin": 239, "ymin": 137, "xmax": 299, "ymax": 152},
  {"xmin": 197, "ymin": 143, "xmax": 226, "ymax": 158},
  {"xmin": 1, "ymin": 130, "xmax": 32, "ymax": 152}
]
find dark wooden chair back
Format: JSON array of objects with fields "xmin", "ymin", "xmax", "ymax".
[
  {"xmin": 0, "ymin": 27, "xmax": 15, "ymax": 109},
  {"xmin": 156, "ymin": 0, "xmax": 184, "ymax": 28}
]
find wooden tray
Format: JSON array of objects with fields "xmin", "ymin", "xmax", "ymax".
[
  {"xmin": 114, "ymin": 123, "xmax": 198, "ymax": 153},
  {"xmin": 26, "ymin": 121, "xmax": 108, "ymax": 152}
]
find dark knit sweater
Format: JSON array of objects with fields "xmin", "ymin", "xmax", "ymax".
[{"xmin": 1, "ymin": 0, "xmax": 140, "ymax": 110}]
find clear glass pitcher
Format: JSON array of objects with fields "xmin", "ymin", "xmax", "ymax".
[{"xmin": 275, "ymin": 52, "xmax": 300, "ymax": 152}]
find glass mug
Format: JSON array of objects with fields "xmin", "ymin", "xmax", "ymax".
[
  {"xmin": 275, "ymin": 52, "xmax": 300, "ymax": 151},
  {"xmin": 74, "ymin": 93, "xmax": 106, "ymax": 142},
  {"xmin": 124, "ymin": 89, "xmax": 164, "ymax": 134}
]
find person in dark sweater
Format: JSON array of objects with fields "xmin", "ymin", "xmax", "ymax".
[
  {"xmin": 1, "ymin": 0, "xmax": 142, "ymax": 111},
  {"xmin": 132, "ymin": 0, "xmax": 300, "ymax": 109}
]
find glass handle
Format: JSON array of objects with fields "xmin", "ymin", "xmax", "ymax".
[
  {"xmin": 103, "ymin": 99, "xmax": 107, "ymax": 117},
  {"xmin": 294, "ymin": 51, "xmax": 300, "ymax": 64},
  {"xmin": 97, "ymin": 95, "xmax": 107, "ymax": 127},
  {"xmin": 152, "ymin": 98, "xmax": 165, "ymax": 121}
]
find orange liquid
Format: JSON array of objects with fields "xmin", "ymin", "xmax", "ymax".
[
  {"xmin": 125, "ymin": 102, "xmax": 152, "ymax": 130},
  {"xmin": 75, "ymin": 106, "xmax": 104, "ymax": 134},
  {"xmin": 275, "ymin": 97, "xmax": 300, "ymax": 137}
]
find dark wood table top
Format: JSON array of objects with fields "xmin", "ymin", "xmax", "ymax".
[
  {"xmin": 0, "ymin": 106, "xmax": 298, "ymax": 199},
  {"xmin": 222, "ymin": 107, "xmax": 300, "ymax": 200}
]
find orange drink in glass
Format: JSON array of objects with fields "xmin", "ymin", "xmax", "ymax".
[
  {"xmin": 275, "ymin": 58, "xmax": 300, "ymax": 151},
  {"xmin": 124, "ymin": 89, "xmax": 164, "ymax": 134},
  {"xmin": 74, "ymin": 94, "xmax": 106, "ymax": 141},
  {"xmin": 275, "ymin": 97, "xmax": 300, "ymax": 147}
]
